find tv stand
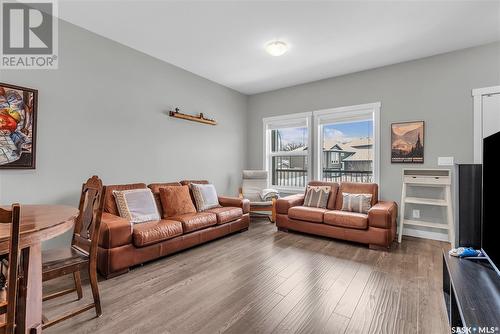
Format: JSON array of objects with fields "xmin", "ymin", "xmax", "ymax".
[{"xmin": 442, "ymin": 251, "xmax": 500, "ymax": 331}]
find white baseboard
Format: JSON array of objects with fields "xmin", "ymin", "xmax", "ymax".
[{"xmin": 403, "ymin": 227, "xmax": 450, "ymax": 243}]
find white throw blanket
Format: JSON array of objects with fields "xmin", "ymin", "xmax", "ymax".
[{"xmin": 260, "ymin": 188, "xmax": 280, "ymax": 201}]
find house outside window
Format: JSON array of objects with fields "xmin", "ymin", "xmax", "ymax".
[{"xmin": 321, "ymin": 121, "xmax": 374, "ymax": 183}]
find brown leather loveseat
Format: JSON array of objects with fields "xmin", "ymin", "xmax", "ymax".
[
  {"xmin": 276, "ymin": 181, "xmax": 397, "ymax": 249},
  {"xmin": 97, "ymin": 180, "xmax": 250, "ymax": 278}
]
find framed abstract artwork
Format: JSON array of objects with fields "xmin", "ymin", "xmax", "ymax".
[
  {"xmin": 0, "ymin": 83, "xmax": 38, "ymax": 169},
  {"xmin": 391, "ymin": 121, "xmax": 424, "ymax": 163}
]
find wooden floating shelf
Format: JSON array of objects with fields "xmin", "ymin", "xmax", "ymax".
[{"xmin": 169, "ymin": 108, "xmax": 217, "ymax": 125}]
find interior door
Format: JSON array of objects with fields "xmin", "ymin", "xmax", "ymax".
[
  {"xmin": 482, "ymin": 93, "xmax": 500, "ymax": 138},
  {"xmin": 474, "ymin": 87, "xmax": 500, "ymax": 163}
]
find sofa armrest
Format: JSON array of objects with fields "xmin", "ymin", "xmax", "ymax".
[
  {"xmin": 276, "ymin": 194, "xmax": 305, "ymax": 215},
  {"xmin": 368, "ymin": 201, "xmax": 398, "ymax": 229},
  {"xmin": 218, "ymin": 196, "xmax": 250, "ymax": 214},
  {"xmin": 98, "ymin": 212, "xmax": 133, "ymax": 249}
]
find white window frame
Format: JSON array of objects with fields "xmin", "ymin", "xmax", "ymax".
[
  {"xmin": 262, "ymin": 112, "xmax": 313, "ymax": 192},
  {"xmin": 313, "ymin": 102, "xmax": 381, "ymax": 183},
  {"xmin": 262, "ymin": 102, "xmax": 380, "ymax": 192}
]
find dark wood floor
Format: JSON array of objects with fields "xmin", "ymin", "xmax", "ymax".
[{"xmin": 43, "ymin": 218, "xmax": 450, "ymax": 334}]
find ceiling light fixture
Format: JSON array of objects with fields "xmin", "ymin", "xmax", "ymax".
[{"xmin": 265, "ymin": 40, "xmax": 288, "ymax": 56}]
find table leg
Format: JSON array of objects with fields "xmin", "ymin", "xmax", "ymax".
[{"xmin": 16, "ymin": 243, "xmax": 42, "ymax": 334}]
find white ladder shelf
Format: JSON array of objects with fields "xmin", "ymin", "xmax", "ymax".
[{"xmin": 399, "ymin": 169, "xmax": 454, "ymax": 246}]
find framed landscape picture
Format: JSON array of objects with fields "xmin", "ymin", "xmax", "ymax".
[
  {"xmin": 391, "ymin": 121, "xmax": 424, "ymax": 163},
  {"xmin": 0, "ymin": 83, "xmax": 38, "ymax": 169}
]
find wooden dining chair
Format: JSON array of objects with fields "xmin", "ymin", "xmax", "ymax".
[
  {"xmin": 0, "ymin": 204, "xmax": 22, "ymax": 334},
  {"xmin": 41, "ymin": 176, "xmax": 104, "ymax": 329}
]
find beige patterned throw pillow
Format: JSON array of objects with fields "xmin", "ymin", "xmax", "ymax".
[
  {"xmin": 303, "ymin": 186, "xmax": 331, "ymax": 208},
  {"xmin": 341, "ymin": 193, "xmax": 373, "ymax": 214},
  {"xmin": 191, "ymin": 183, "xmax": 221, "ymax": 211},
  {"xmin": 113, "ymin": 188, "xmax": 160, "ymax": 223}
]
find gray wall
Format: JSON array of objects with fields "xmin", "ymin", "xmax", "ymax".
[
  {"xmin": 1, "ymin": 17, "xmax": 499, "ymax": 246},
  {"xmin": 0, "ymin": 20, "xmax": 247, "ymax": 247},
  {"xmin": 247, "ymin": 42, "xmax": 500, "ymax": 206}
]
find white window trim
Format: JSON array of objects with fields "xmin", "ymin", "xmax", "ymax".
[
  {"xmin": 263, "ymin": 112, "xmax": 313, "ymax": 192},
  {"xmin": 313, "ymin": 102, "xmax": 381, "ymax": 183}
]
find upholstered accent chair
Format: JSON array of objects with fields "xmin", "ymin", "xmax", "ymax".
[{"xmin": 239, "ymin": 170, "xmax": 278, "ymax": 222}]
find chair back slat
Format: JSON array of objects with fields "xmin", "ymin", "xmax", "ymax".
[
  {"xmin": 73, "ymin": 176, "xmax": 103, "ymax": 242},
  {"xmin": 0, "ymin": 203, "xmax": 22, "ymax": 334},
  {"xmin": 88, "ymin": 189, "xmax": 105, "ymax": 272}
]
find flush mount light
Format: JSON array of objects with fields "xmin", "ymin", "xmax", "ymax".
[{"xmin": 265, "ymin": 41, "xmax": 288, "ymax": 56}]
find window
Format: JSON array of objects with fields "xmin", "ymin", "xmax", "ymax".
[
  {"xmin": 263, "ymin": 103, "xmax": 380, "ymax": 191},
  {"xmin": 321, "ymin": 120, "xmax": 374, "ymax": 182},
  {"xmin": 263, "ymin": 113, "xmax": 312, "ymax": 190},
  {"xmin": 314, "ymin": 103, "xmax": 380, "ymax": 184}
]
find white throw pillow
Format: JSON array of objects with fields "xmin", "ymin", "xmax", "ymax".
[
  {"xmin": 113, "ymin": 188, "xmax": 160, "ymax": 223},
  {"xmin": 190, "ymin": 183, "xmax": 221, "ymax": 211}
]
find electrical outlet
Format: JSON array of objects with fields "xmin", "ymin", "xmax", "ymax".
[{"xmin": 412, "ymin": 209, "xmax": 420, "ymax": 219}]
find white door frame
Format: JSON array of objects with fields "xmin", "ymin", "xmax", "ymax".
[{"xmin": 473, "ymin": 85, "xmax": 500, "ymax": 163}]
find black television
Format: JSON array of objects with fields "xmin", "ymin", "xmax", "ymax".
[{"xmin": 482, "ymin": 130, "xmax": 500, "ymax": 275}]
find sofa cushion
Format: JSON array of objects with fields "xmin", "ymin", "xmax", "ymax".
[
  {"xmin": 206, "ymin": 206, "xmax": 243, "ymax": 224},
  {"xmin": 132, "ymin": 219, "xmax": 183, "ymax": 247},
  {"xmin": 288, "ymin": 206, "xmax": 328, "ymax": 223},
  {"xmin": 323, "ymin": 210, "xmax": 368, "ymax": 230},
  {"xmin": 113, "ymin": 188, "xmax": 161, "ymax": 223},
  {"xmin": 171, "ymin": 212, "xmax": 217, "ymax": 233},
  {"xmin": 159, "ymin": 185, "xmax": 197, "ymax": 218}
]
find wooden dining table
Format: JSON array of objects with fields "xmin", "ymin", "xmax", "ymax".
[{"xmin": 0, "ymin": 205, "xmax": 78, "ymax": 334}]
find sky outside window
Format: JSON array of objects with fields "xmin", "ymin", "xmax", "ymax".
[
  {"xmin": 323, "ymin": 120, "xmax": 373, "ymax": 147},
  {"xmin": 273, "ymin": 127, "xmax": 308, "ymax": 151},
  {"xmin": 273, "ymin": 120, "xmax": 373, "ymax": 152}
]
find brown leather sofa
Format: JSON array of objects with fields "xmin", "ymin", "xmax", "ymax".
[
  {"xmin": 276, "ymin": 181, "xmax": 397, "ymax": 249},
  {"xmin": 97, "ymin": 180, "xmax": 250, "ymax": 278}
]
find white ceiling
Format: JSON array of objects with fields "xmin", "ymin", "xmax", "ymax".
[{"xmin": 58, "ymin": 1, "xmax": 500, "ymax": 95}]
